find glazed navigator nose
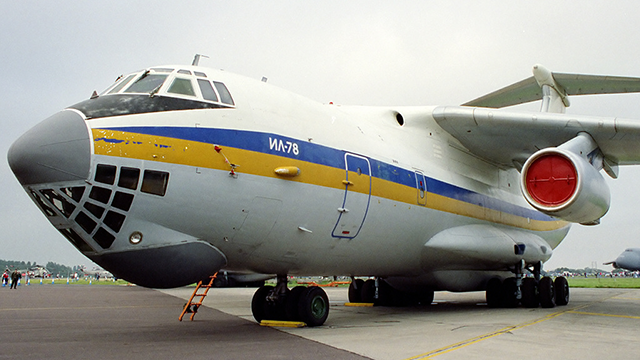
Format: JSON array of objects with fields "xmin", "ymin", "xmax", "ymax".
[{"xmin": 8, "ymin": 110, "xmax": 91, "ymax": 186}]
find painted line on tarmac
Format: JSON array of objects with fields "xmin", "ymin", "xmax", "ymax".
[
  {"xmin": 567, "ymin": 310, "xmax": 640, "ymax": 320},
  {"xmin": 403, "ymin": 305, "xmax": 588, "ymax": 360},
  {"xmin": 404, "ymin": 290, "xmax": 632, "ymax": 359},
  {"xmin": 611, "ymin": 296, "xmax": 640, "ymax": 301}
]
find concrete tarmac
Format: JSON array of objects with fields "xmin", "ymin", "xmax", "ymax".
[
  {"xmin": 4, "ymin": 284, "xmax": 640, "ymax": 359},
  {"xmin": 0, "ymin": 284, "xmax": 368, "ymax": 360}
]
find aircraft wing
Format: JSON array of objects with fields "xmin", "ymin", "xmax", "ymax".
[
  {"xmin": 432, "ymin": 106, "xmax": 640, "ymax": 169},
  {"xmin": 436, "ymin": 66, "xmax": 640, "ymax": 172},
  {"xmin": 462, "ymin": 73, "xmax": 640, "ymax": 108}
]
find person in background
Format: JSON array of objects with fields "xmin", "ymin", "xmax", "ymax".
[{"xmin": 10, "ymin": 270, "xmax": 21, "ymax": 289}]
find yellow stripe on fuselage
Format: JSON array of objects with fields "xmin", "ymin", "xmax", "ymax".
[{"xmin": 92, "ymin": 129, "xmax": 566, "ymax": 232}]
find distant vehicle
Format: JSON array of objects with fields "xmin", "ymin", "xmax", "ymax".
[{"xmin": 605, "ymin": 248, "xmax": 640, "ymax": 271}]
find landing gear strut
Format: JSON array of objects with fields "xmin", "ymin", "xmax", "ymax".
[
  {"xmin": 486, "ymin": 261, "xmax": 569, "ymax": 309},
  {"xmin": 251, "ymin": 274, "xmax": 329, "ymax": 327}
]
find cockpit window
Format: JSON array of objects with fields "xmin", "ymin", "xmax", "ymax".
[
  {"xmin": 106, "ymin": 74, "xmax": 137, "ymax": 95},
  {"xmin": 194, "ymin": 71, "xmax": 207, "ymax": 77},
  {"xmin": 213, "ymin": 81, "xmax": 234, "ymax": 105},
  {"xmin": 197, "ymin": 79, "xmax": 218, "ymax": 102},
  {"xmin": 151, "ymin": 68, "xmax": 174, "ymax": 73},
  {"xmin": 124, "ymin": 74, "xmax": 168, "ymax": 94},
  {"xmin": 167, "ymin": 78, "xmax": 196, "ymax": 96},
  {"xmin": 178, "ymin": 69, "xmax": 192, "ymax": 75}
]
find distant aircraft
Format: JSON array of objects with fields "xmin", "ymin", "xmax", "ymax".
[
  {"xmin": 78, "ymin": 265, "xmax": 113, "ymax": 279},
  {"xmin": 605, "ymin": 248, "xmax": 640, "ymax": 271},
  {"xmin": 9, "ymin": 60, "xmax": 640, "ymax": 326},
  {"xmin": 11, "ymin": 265, "xmax": 50, "ymax": 278}
]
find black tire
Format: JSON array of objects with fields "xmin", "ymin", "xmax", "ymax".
[
  {"xmin": 539, "ymin": 276, "xmax": 556, "ymax": 308},
  {"xmin": 392, "ymin": 290, "xmax": 420, "ymax": 307},
  {"xmin": 554, "ymin": 276, "xmax": 570, "ymax": 306},
  {"xmin": 361, "ymin": 279, "xmax": 376, "ymax": 303},
  {"xmin": 251, "ymin": 285, "xmax": 273, "ymax": 323},
  {"xmin": 298, "ymin": 286, "xmax": 329, "ymax": 327},
  {"xmin": 486, "ymin": 278, "xmax": 503, "ymax": 308},
  {"xmin": 417, "ymin": 289, "xmax": 434, "ymax": 306},
  {"xmin": 348, "ymin": 279, "xmax": 364, "ymax": 303},
  {"xmin": 502, "ymin": 277, "xmax": 519, "ymax": 308},
  {"xmin": 375, "ymin": 279, "xmax": 394, "ymax": 306},
  {"xmin": 521, "ymin": 277, "xmax": 539, "ymax": 308},
  {"xmin": 213, "ymin": 277, "xmax": 227, "ymax": 287},
  {"xmin": 285, "ymin": 286, "xmax": 306, "ymax": 321},
  {"xmin": 264, "ymin": 288, "xmax": 289, "ymax": 321}
]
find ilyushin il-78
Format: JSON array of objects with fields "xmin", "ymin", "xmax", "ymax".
[{"xmin": 9, "ymin": 58, "xmax": 640, "ymax": 326}]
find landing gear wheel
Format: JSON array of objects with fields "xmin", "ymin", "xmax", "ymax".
[
  {"xmin": 502, "ymin": 277, "xmax": 519, "ymax": 308},
  {"xmin": 521, "ymin": 277, "xmax": 539, "ymax": 308},
  {"xmin": 298, "ymin": 286, "xmax": 329, "ymax": 327},
  {"xmin": 348, "ymin": 279, "xmax": 364, "ymax": 303},
  {"xmin": 554, "ymin": 276, "xmax": 570, "ymax": 306},
  {"xmin": 417, "ymin": 289, "xmax": 434, "ymax": 306},
  {"xmin": 486, "ymin": 278, "xmax": 503, "ymax": 308},
  {"xmin": 251, "ymin": 285, "xmax": 272, "ymax": 323},
  {"xmin": 265, "ymin": 288, "xmax": 289, "ymax": 321},
  {"xmin": 361, "ymin": 279, "xmax": 376, "ymax": 303},
  {"xmin": 375, "ymin": 279, "xmax": 394, "ymax": 306},
  {"xmin": 539, "ymin": 276, "xmax": 556, "ymax": 308},
  {"xmin": 285, "ymin": 286, "xmax": 306, "ymax": 321}
]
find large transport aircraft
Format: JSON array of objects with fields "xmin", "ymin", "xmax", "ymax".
[
  {"xmin": 605, "ymin": 248, "xmax": 640, "ymax": 271},
  {"xmin": 9, "ymin": 60, "xmax": 640, "ymax": 326}
]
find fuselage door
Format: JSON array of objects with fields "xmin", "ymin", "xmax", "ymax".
[
  {"xmin": 332, "ymin": 153, "xmax": 372, "ymax": 239},
  {"xmin": 415, "ymin": 171, "xmax": 427, "ymax": 206}
]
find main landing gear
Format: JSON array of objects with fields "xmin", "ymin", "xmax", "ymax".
[
  {"xmin": 251, "ymin": 275, "xmax": 330, "ymax": 327},
  {"xmin": 486, "ymin": 260, "xmax": 570, "ymax": 309},
  {"xmin": 348, "ymin": 278, "xmax": 434, "ymax": 307}
]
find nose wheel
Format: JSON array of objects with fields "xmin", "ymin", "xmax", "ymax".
[{"xmin": 251, "ymin": 275, "xmax": 329, "ymax": 327}]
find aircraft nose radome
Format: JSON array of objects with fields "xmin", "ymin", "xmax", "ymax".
[{"xmin": 8, "ymin": 110, "xmax": 91, "ymax": 185}]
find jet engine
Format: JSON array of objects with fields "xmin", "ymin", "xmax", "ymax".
[{"xmin": 520, "ymin": 140, "xmax": 610, "ymax": 224}]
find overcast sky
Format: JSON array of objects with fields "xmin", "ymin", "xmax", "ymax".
[{"xmin": 2, "ymin": 1, "xmax": 640, "ymax": 270}]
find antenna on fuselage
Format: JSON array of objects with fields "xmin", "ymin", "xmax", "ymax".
[{"xmin": 192, "ymin": 54, "xmax": 209, "ymax": 66}]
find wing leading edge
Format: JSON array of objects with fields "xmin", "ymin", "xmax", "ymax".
[
  {"xmin": 432, "ymin": 106, "xmax": 640, "ymax": 169},
  {"xmin": 434, "ymin": 65, "xmax": 640, "ymax": 172}
]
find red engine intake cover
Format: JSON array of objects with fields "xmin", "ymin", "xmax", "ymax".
[{"xmin": 525, "ymin": 154, "xmax": 577, "ymax": 206}]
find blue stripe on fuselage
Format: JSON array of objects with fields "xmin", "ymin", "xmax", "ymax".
[{"xmin": 105, "ymin": 126, "xmax": 554, "ymax": 222}]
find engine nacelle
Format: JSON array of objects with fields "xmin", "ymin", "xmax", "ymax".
[{"xmin": 521, "ymin": 148, "xmax": 610, "ymax": 224}]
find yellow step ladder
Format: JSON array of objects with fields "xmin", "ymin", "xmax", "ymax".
[{"xmin": 179, "ymin": 273, "xmax": 217, "ymax": 321}]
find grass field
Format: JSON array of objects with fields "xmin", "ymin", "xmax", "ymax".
[
  {"xmin": 6, "ymin": 278, "xmax": 131, "ymax": 287},
  {"xmin": 567, "ymin": 277, "xmax": 640, "ymax": 288}
]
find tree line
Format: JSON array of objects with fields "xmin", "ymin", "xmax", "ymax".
[{"xmin": 1, "ymin": 259, "xmax": 75, "ymax": 277}]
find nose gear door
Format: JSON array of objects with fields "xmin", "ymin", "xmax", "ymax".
[{"xmin": 332, "ymin": 153, "xmax": 371, "ymax": 239}]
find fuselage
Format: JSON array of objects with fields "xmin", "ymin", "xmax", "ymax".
[{"xmin": 8, "ymin": 65, "xmax": 570, "ymax": 290}]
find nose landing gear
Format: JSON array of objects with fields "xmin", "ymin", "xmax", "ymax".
[{"xmin": 251, "ymin": 274, "xmax": 329, "ymax": 327}]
